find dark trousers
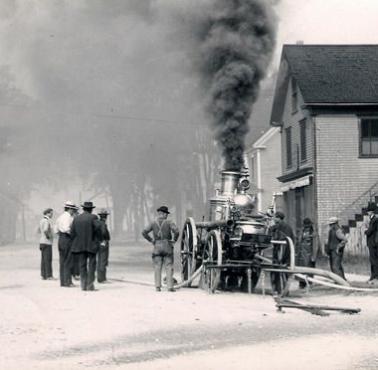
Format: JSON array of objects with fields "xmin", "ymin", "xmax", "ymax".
[
  {"xmin": 78, "ymin": 252, "xmax": 97, "ymax": 291},
  {"xmin": 71, "ymin": 253, "xmax": 80, "ymax": 276},
  {"xmin": 40, "ymin": 244, "xmax": 53, "ymax": 279},
  {"xmin": 97, "ymin": 246, "xmax": 109, "ymax": 282},
  {"xmin": 152, "ymin": 254, "xmax": 174, "ymax": 289},
  {"xmin": 329, "ymin": 248, "xmax": 346, "ymax": 280},
  {"xmin": 368, "ymin": 245, "xmax": 378, "ymax": 279},
  {"xmin": 58, "ymin": 234, "xmax": 73, "ymax": 286}
]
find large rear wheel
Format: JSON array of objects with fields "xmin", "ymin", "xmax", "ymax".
[
  {"xmin": 201, "ymin": 230, "xmax": 222, "ymax": 293},
  {"xmin": 180, "ymin": 218, "xmax": 198, "ymax": 286}
]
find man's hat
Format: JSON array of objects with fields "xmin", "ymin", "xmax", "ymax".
[
  {"xmin": 303, "ymin": 217, "xmax": 313, "ymax": 225},
  {"xmin": 64, "ymin": 200, "xmax": 77, "ymax": 209},
  {"xmin": 367, "ymin": 202, "xmax": 377, "ymax": 212},
  {"xmin": 81, "ymin": 201, "xmax": 96, "ymax": 209},
  {"xmin": 98, "ymin": 208, "xmax": 109, "ymax": 215},
  {"xmin": 274, "ymin": 211, "xmax": 285, "ymax": 220},
  {"xmin": 328, "ymin": 216, "xmax": 339, "ymax": 224},
  {"xmin": 157, "ymin": 206, "xmax": 170, "ymax": 214}
]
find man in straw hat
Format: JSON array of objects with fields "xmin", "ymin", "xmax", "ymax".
[
  {"xmin": 142, "ymin": 206, "xmax": 179, "ymax": 292},
  {"xmin": 71, "ymin": 201, "xmax": 100, "ymax": 291},
  {"xmin": 326, "ymin": 216, "xmax": 348, "ymax": 280},
  {"xmin": 96, "ymin": 208, "xmax": 111, "ymax": 283},
  {"xmin": 365, "ymin": 202, "xmax": 378, "ymax": 284},
  {"xmin": 54, "ymin": 201, "xmax": 77, "ymax": 287}
]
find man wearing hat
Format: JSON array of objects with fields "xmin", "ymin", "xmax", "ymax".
[
  {"xmin": 71, "ymin": 205, "xmax": 81, "ymax": 280},
  {"xmin": 142, "ymin": 206, "xmax": 180, "ymax": 292},
  {"xmin": 54, "ymin": 201, "xmax": 76, "ymax": 287},
  {"xmin": 326, "ymin": 216, "xmax": 348, "ymax": 280},
  {"xmin": 365, "ymin": 202, "xmax": 378, "ymax": 284},
  {"xmin": 96, "ymin": 209, "xmax": 111, "ymax": 283},
  {"xmin": 71, "ymin": 201, "xmax": 101, "ymax": 291},
  {"xmin": 269, "ymin": 211, "xmax": 295, "ymax": 294}
]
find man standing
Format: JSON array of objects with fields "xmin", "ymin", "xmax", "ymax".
[
  {"xmin": 71, "ymin": 205, "xmax": 81, "ymax": 280},
  {"xmin": 269, "ymin": 211, "xmax": 295, "ymax": 294},
  {"xmin": 71, "ymin": 201, "xmax": 100, "ymax": 291},
  {"xmin": 55, "ymin": 201, "xmax": 76, "ymax": 287},
  {"xmin": 365, "ymin": 202, "xmax": 378, "ymax": 284},
  {"xmin": 326, "ymin": 216, "xmax": 348, "ymax": 280},
  {"xmin": 97, "ymin": 209, "xmax": 111, "ymax": 283},
  {"xmin": 38, "ymin": 208, "xmax": 54, "ymax": 280},
  {"xmin": 142, "ymin": 206, "xmax": 179, "ymax": 292}
]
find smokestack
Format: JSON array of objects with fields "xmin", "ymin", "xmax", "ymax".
[{"xmin": 194, "ymin": 0, "xmax": 278, "ymax": 170}]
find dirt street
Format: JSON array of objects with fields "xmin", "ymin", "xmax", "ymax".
[{"xmin": 1, "ymin": 242, "xmax": 378, "ymax": 370}]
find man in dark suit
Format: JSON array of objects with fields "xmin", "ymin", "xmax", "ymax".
[
  {"xmin": 269, "ymin": 211, "xmax": 295, "ymax": 294},
  {"xmin": 71, "ymin": 201, "xmax": 100, "ymax": 291},
  {"xmin": 365, "ymin": 202, "xmax": 378, "ymax": 284},
  {"xmin": 96, "ymin": 209, "xmax": 111, "ymax": 283}
]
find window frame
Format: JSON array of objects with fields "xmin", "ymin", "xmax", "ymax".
[
  {"xmin": 285, "ymin": 126, "xmax": 292, "ymax": 168},
  {"xmin": 359, "ymin": 117, "xmax": 378, "ymax": 158},
  {"xmin": 299, "ymin": 119, "xmax": 307, "ymax": 162}
]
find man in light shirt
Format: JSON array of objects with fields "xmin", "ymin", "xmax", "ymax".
[
  {"xmin": 55, "ymin": 201, "xmax": 76, "ymax": 287},
  {"xmin": 38, "ymin": 208, "xmax": 54, "ymax": 280}
]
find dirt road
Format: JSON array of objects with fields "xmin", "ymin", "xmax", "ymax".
[{"xmin": 1, "ymin": 242, "xmax": 378, "ymax": 370}]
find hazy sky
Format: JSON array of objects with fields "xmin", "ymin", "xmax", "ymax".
[
  {"xmin": 277, "ymin": 0, "xmax": 378, "ymax": 47},
  {"xmin": 1, "ymin": 0, "xmax": 378, "ymax": 219}
]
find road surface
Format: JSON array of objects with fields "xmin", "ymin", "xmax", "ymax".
[{"xmin": 0, "ymin": 242, "xmax": 378, "ymax": 369}]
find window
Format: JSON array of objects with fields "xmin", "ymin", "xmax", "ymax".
[
  {"xmin": 360, "ymin": 118, "xmax": 378, "ymax": 157},
  {"xmin": 299, "ymin": 119, "xmax": 307, "ymax": 162},
  {"xmin": 285, "ymin": 127, "xmax": 292, "ymax": 168},
  {"xmin": 291, "ymin": 78, "xmax": 298, "ymax": 114}
]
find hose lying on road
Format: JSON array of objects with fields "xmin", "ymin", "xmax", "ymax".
[
  {"xmin": 174, "ymin": 265, "xmax": 204, "ymax": 289},
  {"xmin": 296, "ymin": 273, "xmax": 378, "ymax": 292}
]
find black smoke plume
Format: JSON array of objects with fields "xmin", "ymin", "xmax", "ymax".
[{"xmin": 195, "ymin": 0, "xmax": 278, "ymax": 170}]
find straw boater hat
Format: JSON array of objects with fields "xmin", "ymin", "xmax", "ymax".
[
  {"xmin": 98, "ymin": 208, "xmax": 109, "ymax": 216},
  {"xmin": 328, "ymin": 216, "xmax": 338, "ymax": 225},
  {"xmin": 64, "ymin": 200, "xmax": 77, "ymax": 209}
]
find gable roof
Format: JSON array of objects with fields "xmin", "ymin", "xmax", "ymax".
[
  {"xmin": 270, "ymin": 44, "xmax": 378, "ymax": 124},
  {"xmin": 252, "ymin": 127, "xmax": 280, "ymax": 150}
]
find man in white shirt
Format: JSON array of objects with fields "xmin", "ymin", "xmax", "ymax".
[
  {"xmin": 39, "ymin": 208, "xmax": 54, "ymax": 280},
  {"xmin": 55, "ymin": 201, "xmax": 76, "ymax": 287}
]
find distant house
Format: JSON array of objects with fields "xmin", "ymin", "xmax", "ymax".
[
  {"xmin": 270, "ymin": 44, "xmax": 378, "ymax": 247},
  {"xmin": 246, "ymin": 127, "xmax": 282, "ymax": 213}
]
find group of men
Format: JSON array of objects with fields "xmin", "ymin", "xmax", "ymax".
[{"xmin": 38, "ymin": 201, "xmax": 111, "ymax": 291}]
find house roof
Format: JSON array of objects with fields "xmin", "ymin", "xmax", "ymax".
[
  {"xmin": 251, "ymin": 127, "xmax": 280, "ymax": 150},
  {"xmin": 270, "ymin": 44, "xmax": 378, "ymax": 124}
]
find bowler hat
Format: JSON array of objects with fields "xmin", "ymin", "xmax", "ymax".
[
  {"xmin": 328, "ymin": 216, "xmax": 338, "ymax": 224},
  {"xmin": 367, "ymin": 202, "xmax": 377, "ymax": 212},
  {"xmin": 274, "ymin": 211, "xmax": 285, "ymax": 220},
  {"xmin": 303, "ymin": 217, "xmax": 313, "ymax": 225},
  {"xmin": 98, "ymin": 208, "xmax": 109, "ymax": 215},
  {"xmin": 81, "ymin": 201, "xmax": 96, "ymax": 209},
  {"xmin": 157, "ymin": 206, "xmax": 170, "ymax": 214},
  {"xmin": 64, "ymin": 200, "xmax": 77, "ymax": 209}
]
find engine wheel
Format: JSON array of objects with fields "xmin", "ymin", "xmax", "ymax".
[
  {"xmin": 180, "ymin": 218, "xmax": 198, "ymax": 286},
  {"xmin": 201, "ymin": 230, "xmax": 222, "ymax": 293}
]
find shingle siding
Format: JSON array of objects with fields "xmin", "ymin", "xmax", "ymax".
[{"xmin": 315, "ymin": 115, "xmax": 378, "ymax": 238}]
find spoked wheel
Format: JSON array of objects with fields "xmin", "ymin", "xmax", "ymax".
[
  {"xmin": 201, "ymin": 230, "xmax": 222, "ymax": 293},
  {"xmin": 270, "ymin": 241, "xmax": 290, "ymax": 296},
  {"xmin": 180, "ymin": 218, "xmax": 198, "ymax": 286}
]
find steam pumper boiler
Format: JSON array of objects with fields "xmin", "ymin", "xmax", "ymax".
[{"xmin": 180, "ymin": 168, "xmax": 273, "ymax": 292}]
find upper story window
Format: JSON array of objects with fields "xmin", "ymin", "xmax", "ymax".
[
  {"xmin": 285, "ymin": 126, "xmax": 292, "ymax": 168},
  {"xmin": 291, "ymin": 78, "xmax": 298, "ymax": 114},
  {"xmin": 360, "ymin": 118, "xmax": 378, "ymax": 157},
  {"xmin": 299, "ymin": 119, "xmax": 307, "ymax": 162}
]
